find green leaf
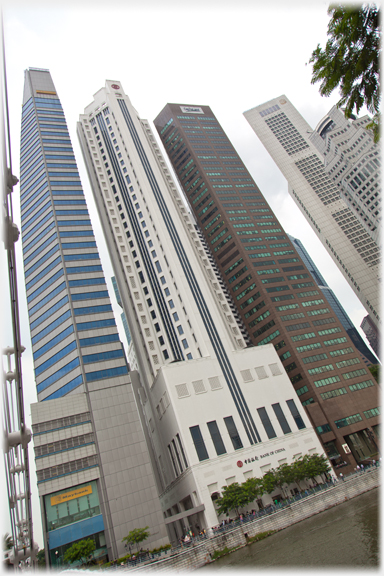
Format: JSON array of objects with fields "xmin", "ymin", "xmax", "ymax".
[{"xmin": 309, "ymin": 4, "xmax": 380, "ymax": 139}]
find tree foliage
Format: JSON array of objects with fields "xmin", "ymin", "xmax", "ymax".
[
  {"xmin": 215, "ymin": 453, "xmax": 331, "ymax": 516},
  {"xmin": 36, "ymin": 549, "xmax": 46, "ymax": 567},
  {"xmin": 309, "ymin": 5, "xmax": 381, "ymax": 141},
  {"xmin": 63, "ymin": 538, "xmax": 95, "ymax": 566},
  {"xmin": 122, "ymin": 527, "xmax": 150, "ymax": 552},
  {"xmin": 215, "ymin": 482, "xmax": 251, "ymax": 517},
  {"xmin": 368, "ymin": 364, "xmax": 380, "ymax": 382}
]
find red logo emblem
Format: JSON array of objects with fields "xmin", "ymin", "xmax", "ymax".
[
  {"xmin": 237, "ymin": 461, "xmax": 243, "ymax": 468},
  {"xmin": 111, "ymin": 84, "xmax": 120, "ymax": 89}
]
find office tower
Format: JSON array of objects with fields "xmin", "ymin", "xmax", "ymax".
[
  {"xmin": 77, "ymin": 82, "xmax": 328, "ymax": 541},
  {"xmin": 243, "ymin": 95, "xmax": 380, "ymax": 330},
  {"xmin": 309, "ymin": 106, "xmax": 381, "ymax": 244},
  {"xmin": 288, "ymin": 235, "xmax": 378, "ymax": 366},
  {"xmin": 360, "ymin": 315, "xmax": 380, "ymax": 359},
  {"xmin": 20, "ymin": 68, "xmax": 167, "ymax": 567},
  {"xmin": 154, "ymin": 102, "xmax": 379, "ymax": 471}
]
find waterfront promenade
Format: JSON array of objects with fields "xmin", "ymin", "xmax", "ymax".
[{"xmin": 107, "ymin": 466, "xmax": 380, "ymax": 572}]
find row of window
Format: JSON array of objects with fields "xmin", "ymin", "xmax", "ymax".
[{"xmin": 190, "ymin": 400, "xmax": 305, "ymax": 462}]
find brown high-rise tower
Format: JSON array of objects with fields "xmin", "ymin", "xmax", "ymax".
[{"xmin": 154, "ymin": 103, "xmax": 379, "ymax": 471}]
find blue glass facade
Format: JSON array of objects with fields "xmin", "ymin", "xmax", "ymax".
[{"xmin": 20, "ymin": 69, "xmax": 128, "ymax": 401}]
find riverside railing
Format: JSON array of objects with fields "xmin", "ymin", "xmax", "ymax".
[{"xmin": 107, "ymin": 464, "xmax": 379, "ymax": 570}]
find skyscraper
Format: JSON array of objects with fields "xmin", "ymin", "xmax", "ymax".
[
  {"xmin": 153, "ymin": 102, "xmax": 379, "ymax": 470},
  {"xmin": 243, "ymin": 95, "xmax": 380, "ymax": 329},
  {"xmin": 287, "ymin": 235, "xmax": 378, "ymax": 366},
  {"xmin": 77, "ymin": 81, "xmax": 329, "ymax": 540},
  {"xmin": 309, "ymin": 105, "xmax": 381, "ymax": 244},
  {"xmin": 20, "ymin": 68, "xmax": 167, "ymax": 566}
]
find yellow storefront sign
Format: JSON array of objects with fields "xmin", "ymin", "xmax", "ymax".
[
  {"xmin": 51, "ymin": 485, "xmax": 92, "ymax": 506},
  {"xmin": 36, "ymin": 90, "xmax": 57, "ymax": 95}
]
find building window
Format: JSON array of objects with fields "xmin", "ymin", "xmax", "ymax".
[
  {"xmin": 286, "ymin": 399, "xmax": 306, "ymax": 430},
  {"xmin": 223, "ymin": 416, "xmax": 243, "ymax": 450},
  {"xmin": 207, "ymin": 421, "xmax": 227, "ymax": 455},
  {"xmin": 272, "ymin": 403, "xmax": 291, "ymax": 434},
  {"xmin": 257, "ymin": 407, "xmax": 277, "ymax": 439},
  {"xmin": 167, "ymin": 444, "xmax": 178, "ymax": 477},
  {"xmin": 176, "ymin": 433, "xmax": 188, "ymax": 468},
  {"xmin": 189, "ymin": 425, "xmax": 209, "ymax": 461}
]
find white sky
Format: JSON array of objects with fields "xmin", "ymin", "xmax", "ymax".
[{"xmin": 1, "ymin": 0, "xmax": 376, "ymax": 552}]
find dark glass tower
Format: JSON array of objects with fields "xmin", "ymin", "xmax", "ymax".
[{"xmin": 154, "ymin": 103, "xmax": 380, "ymax": 468}]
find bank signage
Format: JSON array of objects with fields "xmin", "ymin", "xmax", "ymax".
[
  {"xmin": 180, "ymin": 106, "xmax": 204, "ymax": 114},
  {"xmin": 50, "ymin": 484, "xmax": 93, "ymax": 506},
  {"xmin": 237, "ymin": 447, "xmax": 286, "ymax": 466}
]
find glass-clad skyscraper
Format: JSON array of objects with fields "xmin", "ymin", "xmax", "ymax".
[
  {"xmin": 20, "ymin": 68, "xmax": 168, "ymax": 566},
  {"xmin": 20, "ymin": 68, "xmax": 128, "ymax": 401}
]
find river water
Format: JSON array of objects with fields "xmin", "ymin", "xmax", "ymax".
[{"xmin": 201, "ymin": 488, "xmax": 379, "ymax": 570}]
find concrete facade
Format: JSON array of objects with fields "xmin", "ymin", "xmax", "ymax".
[{"xmin": 309, "ymin": 106, "xmax": 381, "ymax": 244}]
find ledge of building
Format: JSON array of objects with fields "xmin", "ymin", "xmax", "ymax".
[{"xmin": 164, "ymin": 504, "xmax": 205, "ymax": 525}]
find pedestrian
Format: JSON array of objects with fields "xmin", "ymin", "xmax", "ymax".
[
  {"xmin": 339, "ymin": 472, "xmax": 344, "ymax": 481},
  {"xmin": 356, "ymin": 464, "xmax": 360, "ymax": 472},
  {"xmin": 239, "ymin": 514, "xmax": 243, "ymax": 523},
  {"xmin": 372, "ymin": 459, "xmax": 376, "ymax": 467},
  {"xmin": 361, "ymin": 463, "xmax": 365, "ymax": 472}
]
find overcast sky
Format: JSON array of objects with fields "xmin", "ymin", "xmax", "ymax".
[{"xmin": 2, "ymin": 0, "xmax": 376, "ymax": 552}]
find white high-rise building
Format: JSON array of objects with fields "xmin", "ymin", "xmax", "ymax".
[
  {"xmin": 309, "ymin": 106, "xmax": 381, "ymax": 244},
  {"xmin": 244, "ymin": 96, "xmax": 380, "ymax": 330},
  {"xmin": 77, "ymin": 82, "xmax": 329, "ymax": 542}
]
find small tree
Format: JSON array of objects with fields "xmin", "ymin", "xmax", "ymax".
[
  {"xmin": 215, "ymin": 482, "xmax": 250, "ymax": 517},
  {"xmin": 261, "ymin": 470, "xmax": 277, "ymax": 496},
  {"xmin": 122, "ymin": 527, "xmax": 150, "ymax": 553},
  {"xmin": 63, "ymin": 538, "xmax": 95, "ymax": 567},
  {"xmin": 242, "ymin": 477, "xmax": 264, "ymax": 504},
  {"xmin": 274, "ymin": 463, "xmax": 293, "ymax": 498},
  {"xmin": 37, "ymin": 549, "xmax": 46, "ymax": 568},
  {"xmin": 290, "ymin": 456, "xmax": 307, "ymax": 491}
]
